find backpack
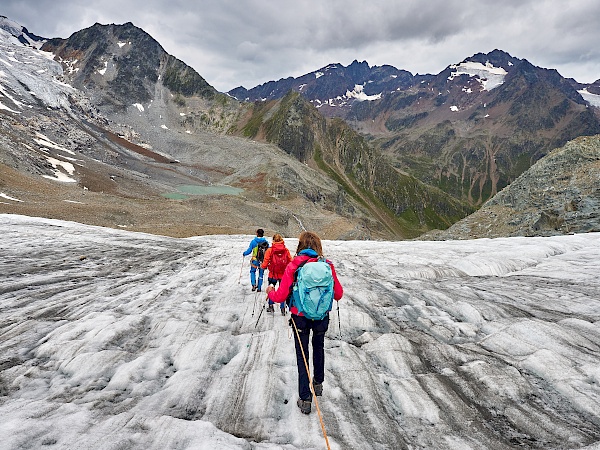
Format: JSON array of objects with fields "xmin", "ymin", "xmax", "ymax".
[
  {"xmin": 270, "ymin": 248, "xmax": 290, "ymax": 277},
  {"xmin": 255, "ymin": 241, "xmax": 269, "ymax": 263},
  {"xmin": 290, "ymin": 258, "xmax": 334, "ymax": 320}
]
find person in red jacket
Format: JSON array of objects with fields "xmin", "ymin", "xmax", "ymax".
[
  {"xmin": 265, "ymin": 231, "xmax": 343, "ymax": 415},
  {"xmin": 261, "ymin": 233, "xmax": 292, "ymax": 315}
]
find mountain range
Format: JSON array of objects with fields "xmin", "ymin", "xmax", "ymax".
[
  {"xmin": 1, "ymin": 16, "xmax": 599, "ymax": 239},
  {"xmin": 229, "ymin": 52, "xmax": 600, "ymax": 207}
]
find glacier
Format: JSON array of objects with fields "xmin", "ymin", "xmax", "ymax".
[{"xmin": 0, "ymin": 214, "xmax": 599, "ymax": 449}]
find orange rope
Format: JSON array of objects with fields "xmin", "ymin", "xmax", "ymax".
[{"xmin": 291, "ymin": 316, "xmax": 331, "ymax": 450}]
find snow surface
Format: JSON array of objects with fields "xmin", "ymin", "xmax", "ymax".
[
  {"xmin": 448, "ymin": 61, "xmax": 508, "ymax": 91},
  {"xmin": 0, "ymin": 28, "xmax": 75, "ymax": 110},
  {"xmin": 0, "ymin": 193, "xmax": 23, "ymax": 202},
  {"xmin": 1, "ymin": 214, "xmax": 600, "ymax": 449},
  {"xmin": 579, "ymin": 89, "xmax": 600, "ymax": 108},
  {"xmin": 345, "ymin": 84, "xmax": 382, "ymax": 102}
]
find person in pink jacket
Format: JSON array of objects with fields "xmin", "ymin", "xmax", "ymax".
[{"xmin": 265, "ymin": 231, "xmax": 343, "ymax": 415}]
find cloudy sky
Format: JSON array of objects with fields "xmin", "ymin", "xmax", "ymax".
[{"xmin": 2, "ymin": 0, "xmax": 600, "ymax": 92}]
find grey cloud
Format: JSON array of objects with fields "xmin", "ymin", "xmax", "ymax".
[{"xmin": 2, "ymin": 0, "xmax": 599, "ymax": 90}]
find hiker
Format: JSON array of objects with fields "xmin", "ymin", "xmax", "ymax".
[
  {"xmin": 242, "ymin": 228, "xmax": 269, "ymax": 292},
  {"xmin": 261, "ymin": 233, "xmax": 292, "ymax": 315},
  {"xmin": 265, "ymin": 231, "xmax": 343, "ymax": 415}
]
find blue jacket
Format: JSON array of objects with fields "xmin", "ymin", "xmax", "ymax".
[{"xmin": 243, "ymin": 236, "xmax": 268, "ymax": 257}]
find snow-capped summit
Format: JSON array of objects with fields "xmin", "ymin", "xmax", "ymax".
[
  {"xmin": 0, "ymin": 25, "xmax": 75, "ymax": 112},
  {"xmin": 0, "ymin": 15, "xmax": 46, "ymax": 48},
  {"xmin": 447, "ymin": 60, "xmax": 508, "ymax": 91}
]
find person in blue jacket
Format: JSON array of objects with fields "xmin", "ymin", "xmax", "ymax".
[{"xmin": 242, "ymin": 228, "xmax": 269, "ymax": 292}]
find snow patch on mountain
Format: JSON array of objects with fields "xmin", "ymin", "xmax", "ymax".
[
  {"xmin": 98, "ymin": 60, "xmax": 108, "ymax": 75},
  {"xmin": 0, "ymin": 192, "xmax": 23, "ymax": 202},
  {"xmin": 34, "ymin": 133, "xmax": 76, "ymax": 155},
  {"xmin": 0, "ymin": 28, "xmax": 76, "ymax": 111},
  {"xmin": 346, "ymin": 84, "xmax": 382, "ymax": 101},
  {"xmin": 579, "ymin": 88, "xmax": 600, "ymax": 107},
  {"xmin": 42, "ymin": 157, "xmax": 77, "ymax": 182},
  {"xmin": 0, "ymin": 15, "xmax": 45, "ymax": 48},
  {"xmin": 448, "ymin": 61, "xmax": 508, "ymax": 91}
]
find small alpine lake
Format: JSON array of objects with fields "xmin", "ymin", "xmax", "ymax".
[{"xmin": 162, "ymin": 184, "xmax": 244, "ymax": 199}]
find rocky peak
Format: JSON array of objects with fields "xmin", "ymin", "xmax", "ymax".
[
  {"xmin": 41, "ymin": 22, "xmax": 216, "ymax": 108},
  {"xmin": 466, "ymin": 49, "xmax": 520, "ymax": 72}
]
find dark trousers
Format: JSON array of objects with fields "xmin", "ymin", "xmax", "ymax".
[
  {"xmin": 268, "ymin": 278, "xmax": 285, "ymax": 310},
  {"xmin": 291, "ymin": 314, "xmax": 330, "ymax": 401}
]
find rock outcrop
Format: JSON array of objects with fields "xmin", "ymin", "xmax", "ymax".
[{"xmin": 423, "ymin": 134, "xmax": 600, "ymax": 239}]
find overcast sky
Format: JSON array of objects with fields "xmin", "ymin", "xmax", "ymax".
[{"xmin": 2, "ymin": 0, "xmax": 600, "ymax": 92}]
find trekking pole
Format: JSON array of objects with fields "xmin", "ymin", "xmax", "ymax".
[
  {"xmin": 238, "ymin": 256, "xmax": 245, "ymax": 284},
  {"xmin": 254, "ymin": 295, "xmax": 268, "ymax": 328},
  {"xmin": 251, "ymin": 290, "xmax": 258, "ymax": 317},
  {"xmin": 290, "ymin": 317, "xmax": 331, "ymax": 450},
  {"xmin": 337, "ymin": 302, "xmax": 341, "ymax": 339}
]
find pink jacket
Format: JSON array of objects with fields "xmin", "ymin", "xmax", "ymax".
[{"xmin": 267, "ymin": 253, "xmax": 343, "ymax": 316}]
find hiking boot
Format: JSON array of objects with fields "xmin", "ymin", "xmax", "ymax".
[
  {"xmin": 267, "ymin": 304, "xmax": 274, "ymax": 313},
  {"xmin": 252, "ymin": 285, "xmax": 257, "ymax": 291},
  {"xmin": 297, "ymin": 398, "xmax": 311, "ymax": 414},
  {"xmin": 313, "ymin": 381, "xmax": 323, "ymax": 396}
]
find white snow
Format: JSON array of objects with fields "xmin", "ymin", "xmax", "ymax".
[
  {"xmin": 0, "ymin": 28, "xmax": 76, "ymax": 110},
  {"xmin": 578, "ymin": 88, "xmax": 600, "ymax": 107},
  {"xmin": 133, "ymin": 103, "xmax": 145, "ymax": 112},
  {"xmin": 117, "ymin": 42, "xmax": 127, "ymax": 48},
  {"xmin": 345, "ymin": 84, "xmax": 382, "ymax": 102},
  {"xmin": 0, "ymin": 99, "xmax": 20, "ymax": 113},
  {"xmin": 161, "ymin": 124, "xmax": 169, "ymax": 130},
  {"xmin": 97, "ymin": 61, "xmax": 108, "ymax": 75},
  {"xmin": 315, "ymin": 71, "xmax": 324, "ymax": 79},
  {"xmin": 34, "ymin": 133, "xmax": 76, "ymax": 155},
  {"xmin": 450, "ymin": 105, "xmax": 459, "ymax": 112},
  {"xmin": 0, "ymin": 82, "xmax": 24, "ymax": 109},
  {"xmin": 42, "ymin": 156, "xmax": 77, "ymax": 182},
  {"xmin": 1, "ymin": 214, "xmax": 600, "ymax": 449},
  {"xmin": 448, "ymin": 61, "xmax": 508, "ymax": 91},
  {"xmin": 0, "ymin": 192, "xmax": 23, "ymax": 202}
]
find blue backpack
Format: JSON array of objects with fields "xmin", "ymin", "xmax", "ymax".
[{"xmin": 291, "ymin": 258, "xmax": 334, "ymax": 320}]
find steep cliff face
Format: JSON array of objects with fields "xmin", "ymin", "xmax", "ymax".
[{"xmin": 424, "ymin": 134, "xmax": 600, "ymax": 239}]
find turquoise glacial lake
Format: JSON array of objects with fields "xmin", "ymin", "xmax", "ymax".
[{"xmin": 162, "ymin": 184, "xmax": 244, "ymax": 199}]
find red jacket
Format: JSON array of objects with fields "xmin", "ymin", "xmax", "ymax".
[
  {"xmin": 260, "ymin": 241, "xmax": 292, "ymax": 279},
  {"xmin": 267, "ymin": 253, "xmax": 343, "ymax": 316}
]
